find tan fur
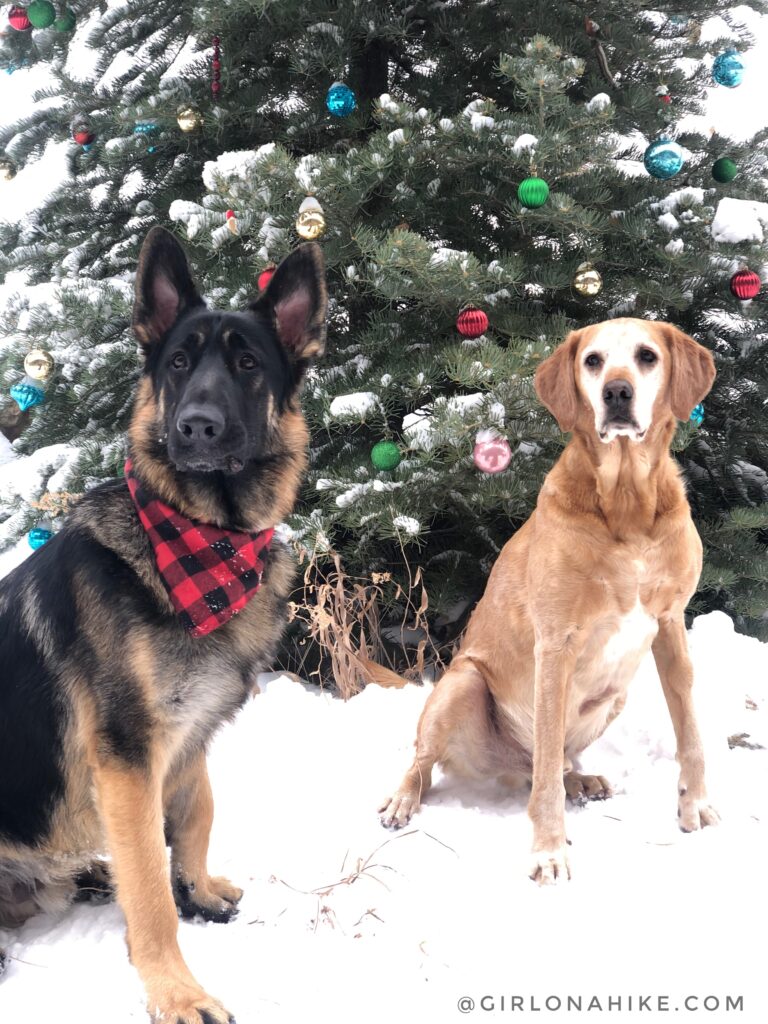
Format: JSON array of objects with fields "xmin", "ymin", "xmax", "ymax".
[
  {"xmin": 92, "ymin": 761, "xmax": 231, "ymax": 1024},
  {"xmin": 380, "ymin": 319, "xmax": 718, "ymax": 884}
]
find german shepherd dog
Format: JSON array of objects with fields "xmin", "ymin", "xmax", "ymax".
[{"xmin": 0, "ymin": 228, "xmax": 327, "ymax": 1022}]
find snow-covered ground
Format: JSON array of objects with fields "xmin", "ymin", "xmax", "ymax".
[{"xmin": 0, "ymin": 610, "xmax": 765, "ymax": 1023}]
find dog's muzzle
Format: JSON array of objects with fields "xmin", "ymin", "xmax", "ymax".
[
  {"xmin": 173, "ymin": 402, "xmax": 245, "ymax": 473},
  {"xmin": 599, "ymin": 378, "xmax": 645, "ymax": 442}
]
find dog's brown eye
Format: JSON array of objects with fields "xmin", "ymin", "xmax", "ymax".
[
  {"xmin": 239, "ymin": 353, "xmax": 257, "ymax": 371},
  {"xmin": 639, "ymin": 348, "xmax": 658, "ymax": 365},
  {"xmin": 171, "ymin": 352, "xmax": 188, "ymax": 370},
  {"xmin": 585, "ymin": 353, "xmax": 602, "ymax": 369}
]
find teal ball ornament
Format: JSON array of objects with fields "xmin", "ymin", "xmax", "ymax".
[
  {"xmin": 326, "ymin": 82, "xmax": 357, "ymax": 118},
  {"xmin": 712, "ymin": 157, "xmax": 737, "ymax": 183},
  {"xmin": 28, "ymin": 526, "xmax": 53, "ymax": 550},
  {"xmin": 690, "ymin": 403, "xmax": 704, "ymax": 427},
  {"xmin": 517, "ymin": 176, "xmax": 549, "ymax": 209},
  {"xmin": 26, "ymin": 0, "xmax": 56, "ymax": 29},
  {"xmin": 371, "ymin": 440, "xmax": 401, "ymax": 471},
  {"xmin": 712, "ymin": 51, "xmax": 744, "ymax": 88},
  {"xmin": 644, "ymin": 138, "xmax": 684, "ymax": 179},
  {"xmin": 10, "ymin": 380, "xmax": 45, "ymax": 411}
]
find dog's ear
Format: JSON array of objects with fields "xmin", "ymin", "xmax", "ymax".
[
  {"xmin": 658, "ymin": 324, "xmax": 716, "ymax": 421},
  {"xmin": 250, "ymin": 243, "xmax": 327, "ymax": 360},
  {"xmin": 132, "ymin": 227, "xmax": 205, "ymax": 351},
  {"xmin": 534, "ymin": 330, "xmax": 582, "ymax": 432}
]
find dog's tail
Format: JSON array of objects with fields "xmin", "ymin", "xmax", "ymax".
[{"xmin": 356, "ymin": 655, "xmax": 409, "ymax": 689}]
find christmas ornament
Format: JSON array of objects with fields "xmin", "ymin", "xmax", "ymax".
[
  {"xmin": 655, "ymin": 85, "xmax": 672, "ymax": 105},
  {"xmin": 712, "ymin": 51, "xmax": 744, "ymax": 88},
  {"xmin": 73, "ymin": 129, "xmax": 95, "ymax": 146},
  {"xmin": 517, "ymin": 176, "xmax": 549, "ymax": 209},
  {"xmin": 689, "ymin": 403, "xmax": 704, "ymax": 427},
  {"xmin": 712, "ymin": 157, "xmax": 737, "ymax": 183},
  {"xmin": 211, "ymin": 35, "xmax": 221, "ymax": 98},
  {"xmin": 729, "ymin": 268, "xmax": 761, "ymax": 300},
  {"xmin": 371, "ymin": 440, "xmax": 401, "ymax": 471},
  {"xmin": 8, "ymin": 6, "xmax": 31, "ymax": 30},
  {"xmin": 326, "ymin": 81, "xmax": 357, "ymax": 118},
  {"xmin": 53, "ymin": 8, "xmax": 76, "ymax": 32},
  {"xmin": 10, "ymin": 379, "xmax": 45, "ymax": 411},
  {"xmin": 572, "ymin": 262, "xmax": 603, "ymax": 297},
  {"xmin": 177, "ymin": 105, "xmax": 203, "ymax": 132},
  {"xmin": 72, "ymin": 116, "xmax": 96, "ymax": 147},
  {"xmin": 26, "ymin": 0, "xmax": 56, "ymax": 28},
  {"xmin": 643, "ymin": 137, "xmax": 684, "ymax": 179},
  {"xmin": 6, "ymin": 58, "xmax": 30, "ymax": 73},
  {"xmin": 134, "ymin": 120, "xmax": 159, "ymax": 153},
  {"xmin": 473, "ymin": 431, "xmax": 511, "ymax": 474},
  {"xmin": 24, "ymin": 349, "xmax": 54, "ymax": 381},
  {"xmin": 28, "ymin": 523, "xmax": 53, "ymax": 550},
  {"xmin": 225, "ymin": 209, "xmax": 238, "ymax": 235},
  {"xmin": 258, "ymin": 265, "xmax": 276, "ymax": 291},
  {"xmin": 456, "ymin": 306, "xmax": 489, "ymax": 338},
  {"xmin": 295, "ymin": 196, "xmax": 326, "ymax": 240},
  {"xmin": 0, "ymin": 156, "xmax": 17, "ymax": 181}
]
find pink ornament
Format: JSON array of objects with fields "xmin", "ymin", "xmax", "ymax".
[{"xmin": 473, "ymin": 435, "xmax": 511, "ymax": 474}]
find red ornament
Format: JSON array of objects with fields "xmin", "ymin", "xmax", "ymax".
[
  {"xmin": 456, "ymin": 306, "xmax": 489, "ymax": 338},
  {"xmin": 730, "ymin": 268, "xmax": 761, "ymax": 300},
  {"xmin": 258, "ymin": 266, "xmax": 276, "ymax": 291},
  {"xmin": 473, "ymin": 434, "xmax": 511, "ymax": 474},
  {"xmin": 73, "ymin": 129, "xmax": 95, "ymax": 146},
  {"xmin": 660, "ymin": 94, "xmax": 672, "ymax": 104},
  {"xmin": 9, "ymin": 6, "xmax": 31, "ymax": 30}
]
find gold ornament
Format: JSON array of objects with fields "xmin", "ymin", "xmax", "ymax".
[
  {"xmin": 24, "ymin": 348, "xmax": 55, "ymax": 381},
  {"xmin": 295, "ymin": 196, "xmax": 326, "ymax": 240},
  {"xmin": 177, "ymin": 105, "xmax": 203, "ymax": 132},
  {"xmin": 573, "ymin": 261, "xmax": 603, "ymax": 297},
  {"xmin": 0, "ymin": 157, "xmax": 17, "ymax": 182}
]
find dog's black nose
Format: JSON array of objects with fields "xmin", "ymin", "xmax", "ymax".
[
  {"xmin": 176, "ymin": 403, "xmax": 226, "ymax": 444},
  {"xmin": 603, "ymin": 378, "xmax": 633, "ymax": 414}
]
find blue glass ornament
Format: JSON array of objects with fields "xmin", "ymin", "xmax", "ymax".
[
  {"xmin": 644, "ymin": 137, "xmax": 685, "ymax": 179},
  {"xmin": 712, "ymin": 51, "xmax": 744, "ymax": 88},
  {"xmin": 28, "ymin": 526, "xmax": 53, "ymax": 550},
  {"xmin": 81, "ymin": 143, "xmax": 93, "ymax": 152},
  {"xmin": 10, "ymin": 380, "xmax": 45, "ymax": 411},
  {"xmin": 690, "ymin": 403, "xmax": 704, "ymax": 426},
  {"xmin": 326, "ymin": 82, "xmax": 356, "ymax": 118}
]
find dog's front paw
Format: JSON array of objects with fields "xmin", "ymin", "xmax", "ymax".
[
  {"xmin": 173, "ymin": 875, "xmax": 243, "ymax": 924},
  {"xmin": 146, "ymin": 974, "xmax": 235, "ymax": 1024},
  {"xmin": 379, "ymin": 788, "xmax": 420, "ymax": 830},
  {"xmin": 564, "ymin": 771, "xmax": 612, "ymax": 805},
  {"xmin": 678, "ymin": 791, "xmax": 720, "ymax": 832},
  {"xmin": 529, "ymin": 845, "xmax": 571, "ymax": 885}
]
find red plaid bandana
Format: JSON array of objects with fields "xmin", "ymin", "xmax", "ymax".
[{"xmin": 124, "ymin": 459, "xmax": 273, "ymax": 638}]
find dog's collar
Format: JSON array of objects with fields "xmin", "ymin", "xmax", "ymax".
[{"xmin": 124, "ymin": 459, "xmax": 274, "ymax": 638}]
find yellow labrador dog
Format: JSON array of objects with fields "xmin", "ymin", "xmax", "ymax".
[{"xmin": 379, "ymin": 318, "xmax": 718, "ymax": 883}]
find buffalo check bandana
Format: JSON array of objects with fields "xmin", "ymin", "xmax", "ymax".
[{"xmin": 124, "ymin": 459, "xmax": 273, "ymax": 638}]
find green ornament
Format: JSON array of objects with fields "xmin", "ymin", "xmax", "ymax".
[
  {"xmin": 517, "ymin": 176, "xmax": 550, "ymax": 209},
  {"xmin": 712, "ymin": 157, "xmax": 738, "ymax": 184},
  {"xmin": 371, "ymin": 440, "xmax": 401, "ymax": 471},
  {"xmin": 54, "ymin": 9, "xmax": 76, "ymax": 32},
  {"xmin": 26, "ymin": 0, "xmax": 56, "ymax": 28}
]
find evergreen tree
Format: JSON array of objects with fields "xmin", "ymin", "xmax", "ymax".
[{"xmin": 0, "ymin": 2, "xmax": 766, "ymax": 656}]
